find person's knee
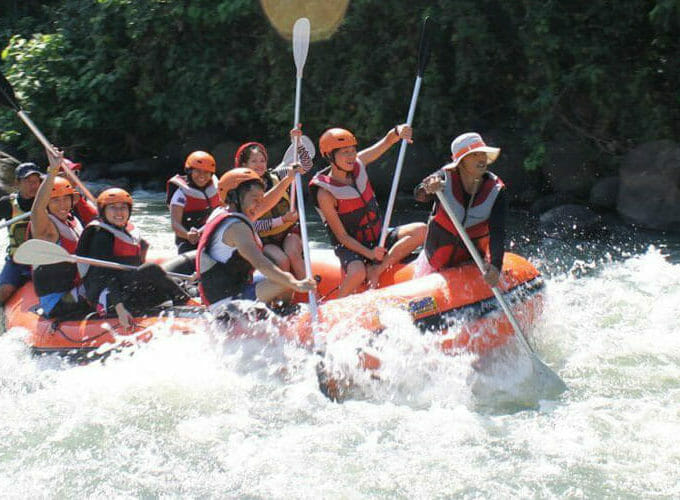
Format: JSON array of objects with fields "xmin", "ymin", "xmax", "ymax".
[
  {"xmin": 345, "ymin": 261, "xmax": 367, "ymax": 283},
  {"xmin": 412, "ymin": 223, "xmax": 427, "ymax": 244}
]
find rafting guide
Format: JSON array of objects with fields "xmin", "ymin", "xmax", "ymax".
[{"xmin": 414, "ymin": 132, "xmax": 507, "ymax": 285}]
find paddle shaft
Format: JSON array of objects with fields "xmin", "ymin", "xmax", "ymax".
[
  {"xmin": 434, "ymin": 190, "xmax": 537, "ymax": 357},
  {"xmin": 75, "ymin": 254, "xmax": 193, "ymax": 281},
  {"xmin": 15, "ymin": 110, "xmax": 97, "ymax": 205},
  {"xmin": 379, "ymin": 17, "xmax": 431, "ymax": 247},
  {"xmin": 289, "ymin": 76, "xmax": 302, "ymax": 209},
  {"xmin": 290, "ymin": 18, "xmax": 319, "ymax": 339},
  {"xmin": 0, "ymin": 211, "xmax": 30, "ymax": 229},
  {"xmin": 378, "ymin": 75, "xmax": 423, "ymax": 247}
]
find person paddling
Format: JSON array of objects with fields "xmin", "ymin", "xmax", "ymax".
[
  {"xmin": 414, "ymin": 132, "xmax": 507, "ymax": 285},
  {"xmin": 196, "ymin": 167, "xmax": 315, "ymax": 307},
  {"xmin": 28, "ymin": 149, "xmax": 91, "ymax": 318},
  {"xmin": 76, "ymin": 188, "xmax": 189, "ymax": 331},
  {"xmin": 234, "ymin": 127, "xmax": 311, "ymax": 279},
  {"xmin": 166, "ymin": 151, "xmax": 221, "ymax": 254},
  {"xmin": 0, "ymin": 162, "xmax": 42, "ymax": 304},
  {"xmin": 309, "ymin": 126, "xmax": 426, "ymax": 297}
]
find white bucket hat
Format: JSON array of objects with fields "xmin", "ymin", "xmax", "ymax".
[{"xmin": 447, "ymin": 132, "xmax": 500, "ymax": 169}]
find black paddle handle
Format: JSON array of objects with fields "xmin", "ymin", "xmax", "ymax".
[
  {"xmin": 417, "ymin": 16, "xmax": 432, "ymax": 78},
  {"xmin": 0, "ymin": 70, "xmax": 21, "ymax": 111}
]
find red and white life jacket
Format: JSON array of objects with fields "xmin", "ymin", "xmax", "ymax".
[
  {"xmin": 196, "ymin": 207, "xmax": 262, "ymax": 305},
  {"xmin": 166, "ymin": 174, "xmax": 221, "ymax": 238},
  {"xmin": 77, "ymin": 219, "xmax": 146, "ymax": 278},
  {"xmin": 309, "ymin": 160, "xmax": 383, "ymax": 247},
  {"xmin": 31, "ymin": 213, "xmax": 83, "ymax": 298},
  {"xmin": 425, "ymin": 167, "xmax": 504, "ymax": 270}
]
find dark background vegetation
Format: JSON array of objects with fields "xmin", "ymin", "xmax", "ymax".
[{"xmin": 1, "ymin": 0, "xmax": 679, "ymax": 205}]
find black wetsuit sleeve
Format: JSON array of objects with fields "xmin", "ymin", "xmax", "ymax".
[
  {"xmin": 488, "ymin": 188, "xmax": 507, "ymax": 270},
  {"xmin": 79, "ymin": 228, "xmax": 127, "ymax": 306},
  {"xmin": 0, "ymin": 197, "xmax": 12, "ymax": 221}
]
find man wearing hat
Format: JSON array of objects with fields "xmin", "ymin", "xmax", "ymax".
[
  {"xmin": 414, "ymin": 132, "xmax": 507, "ymax": 286},
  {"xmin": 0, "ymin": 162, "xmax": 43, "ymax": 303}
]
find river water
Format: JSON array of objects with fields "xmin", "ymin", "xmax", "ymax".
[{"xmin": 1, "ymin": 191, "xmax": 679, "ymax": 498}]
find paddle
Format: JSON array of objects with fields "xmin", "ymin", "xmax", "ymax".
[
  {"xmin": 281, "ymin": 135, "xmax": 315, "ymax": 172},
  {"xmin": 289, "ymin": 17, "xmax": 311, "ymax": 210},
  {"xmin": 290, "ymin": 17, "xmax": 322, "ymax": 348},
  {"xmin": 434, "ymin": 190, "xmax": 568, "ymax": 396},
  {"xmin": 378, "ymin": 16, "xmax": 432, "ymax": 247},
  {"xmin": 0, "ymin": 211, "xmax": 31, "ymax": 230},
  {"xmin": 0, "ymin": 70, "xmax": 97, "ymax": 205},
  {"xmin": 14, "ymin": 239, "xmax": 195, "ymax": 281}
]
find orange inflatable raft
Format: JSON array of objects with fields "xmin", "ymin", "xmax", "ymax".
[
  {"xmin": 221, "ymin": 250, "xmax": 545, "ymax": 361},
  {"xmin": 4, "ymin": 251, "xmax": 543, "ymax": 361},
  {"xmin": 3, "ymin": 283, "xmax": 206, "ymax": 358}
]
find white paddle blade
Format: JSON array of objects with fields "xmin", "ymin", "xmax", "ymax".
[
  {"xmin": 13, "ymin": 239, "xmax": 73, "ymax": 266},
  {"xmin": 293, "ymin": 18, "xmax": 311, "ymax": 78},
  {"xmin": 283, "ymin": 135, "xmax": 315, "ymax": 172}
]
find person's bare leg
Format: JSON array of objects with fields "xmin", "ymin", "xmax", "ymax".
[
  {"xmin": 283, "ymin": 233, "xmax": 305, "ymax": 279},
  {"xmin": 263, "ymin": 244, "xmax": 291, "ymax": 272},
  {"xmin": 337, "ymin": 260, "xmax": 366, "ymax": 298},
  {"xmin": 367, "ymin": 223, "xmax": 427, "ymax": 287}
]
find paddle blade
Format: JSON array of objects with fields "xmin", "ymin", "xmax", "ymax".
[
  {"xmin": 417, "ymin": 16, "xmax": 432, "ymax": 77},
  {"xmin": 0, "ymin": 70, "xmax": 21, "ymax": 111},
  {"xmin": 282, "ymin": 135, "xmax": 316, "ymax": 172},
  {"xmin": 13, "ymin": 239, "xmax": 73, "ymax": 267},
  {"xmin": 293, "ymin": 18, "xmax": 311, "ymax": 78}
]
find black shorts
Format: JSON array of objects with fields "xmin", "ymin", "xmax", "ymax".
[{"xmin": 335, "ymin": 227, "xmax": 399, "ymax": 271}]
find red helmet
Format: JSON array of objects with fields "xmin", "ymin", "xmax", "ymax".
[
  {"xmin": 97, "ymin": 188, "xmax": 133, "ymax": 212},
  {"xmin": 319, "ymin": 128, "xmax": 358, "ymax": 158},
  {"xmin": 50, "ymin": 177, "xmax": 79, "ymax": 200},
  {"xmin": 185, "ymin": 151, "xmax": 216, "ymax": 173},
  {"xmin": 234, "ymin": 142, "xmax": 268, "ymax": 168},
  {"xmin": 218, "ymin": 168, "xmax": 264, "ymax": 203}
]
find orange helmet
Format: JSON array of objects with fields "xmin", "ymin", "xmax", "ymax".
[
  {"xmin": 97, "ymin": 188, "xmax": 133, "ymax": 212},
  {"xmin": 50, "ymin": 177, "xmax": 79, "ymax": 200},
  {"xmin": 185, "ymin": 151, "xmax": 216, "ymax": 173},
  {"xmin": 319, "ymin": 128, "xmax": 358, "ymax": 158},
  {"xmin": 218, "ymin": 168, "xmax": 264, "ymax": 203}
]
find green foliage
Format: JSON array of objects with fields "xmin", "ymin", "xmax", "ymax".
[{"xmin": 1, "ymin": 0, "xmax": 679, "ymax": 175}]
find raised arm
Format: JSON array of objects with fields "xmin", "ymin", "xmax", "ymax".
[
  {"xmin": 223, "ymin": 221, "xmax": 313, "ymax": 293},
  {"xmin": 357, "ymin": 124, "xmax": 412, "ymax": 166},
  {"xmin": 254, "ymin": 165, "xmax": 304, "ymax": 220},
  {"xmin": 30, "ymin": 149, "xmax": 60, "ymax": 242}
]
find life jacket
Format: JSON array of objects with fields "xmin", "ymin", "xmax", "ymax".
[
  {"xmin": 73, "ymin": 197, "xmax": 98, "ymax": 226},
  {"xmin": 166, "ymin": 174, "xmax": 221, "ymax": 242},
  {"xmin": 76, "ymin": 219, "xmax": 147, "ymax": 278},
  {"xmin": 425, "ymin": 167, "xmax": 504, "ymax": 270},
  {"xmin": 31, "ymin": 213, "xmax": 83, "ymax": 298},
  {"xmin": 258, "ymin": 170, "xmax": 295, "ymax": 238},
  {"xmin": 196, "ymin": 207, "xmax": 262, "ymax": 305},
  {"xmin": 6, "ymin": 193, "xmax": 30, "ymax": 257},
  {"xmin": 309, "ymin": 160, "xmax": 383, "ymax": 248}
]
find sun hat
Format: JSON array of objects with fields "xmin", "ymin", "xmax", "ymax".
[{"xmin": 447, "ymin": 132, "xmax": 500, "ymax": 168}]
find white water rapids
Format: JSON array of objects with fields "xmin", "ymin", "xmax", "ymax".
[{"xmin": 1, "ymin": 192, "xmax": 679, "ymax": 497}]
